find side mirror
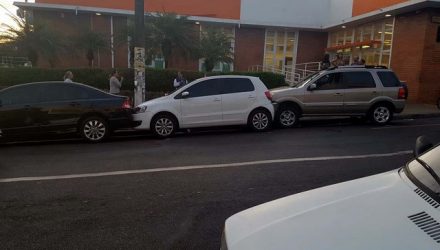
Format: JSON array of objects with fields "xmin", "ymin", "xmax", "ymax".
[
  {"xmin": 308, "ymin": 83, "xmax": 317, "ymax": 91},
  {"xmin": 181, "ymin": 91, "xmax": 190, "ymax": 98},
  {"xmin": 414, "ymin": 136, "xmax": 433, "ymax": 157}
]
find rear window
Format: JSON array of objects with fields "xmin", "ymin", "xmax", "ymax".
[
  {"xmin": 342, "ymin": 72, "xmax": 376, "ymax": 88},
  {"xmin": 221, "ymin": 78, "xmax": 255, "ymax": 94},
  {"xmin": 0, "ymin": 85, "xmax": 41, "ymax": 105},
  {"xmin": 377, "ymin": 71, "xmax": 401, "ymax": 87}
]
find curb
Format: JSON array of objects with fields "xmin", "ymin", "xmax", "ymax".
[{"xmin": 395, "ymin": 112, "xmax": 440, "ymax": 120}]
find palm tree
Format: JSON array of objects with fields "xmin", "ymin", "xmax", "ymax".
[
  {"xmin": 0, "ymin": 12, "xmax": 64, "ymax": 67},
  {"xmin": 146, "ymin": 13, "xmax": 196, "ymax": 68},
  {"xmin": 74, "ymin": 30, "xmax": 109, "ymax": 68},
  {"xmin": 198, "ymin": 28, "xmax": 233, "ymax": 72}
]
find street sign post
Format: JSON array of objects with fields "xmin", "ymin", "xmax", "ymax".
[{"xmin": 133, "ymin": 0, "xmax": 145, "ymax": 106}]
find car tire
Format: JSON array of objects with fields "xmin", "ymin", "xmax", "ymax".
[
  {"xmin": 80, "ymin": 116, "xmax": 109, "ymax": 143},
  {"xmin": 277, "ymin": 105, "xmax": 300, "ymax": 128},
  {"xmin": 248, "ymin": 109, "xmax": 272, "ymax": 132},
  {"xmin": 369, "ymin": 104, "xmax": 393, "ymax": 125},
  {"xmin": 151, "ymin": 114, "xmax": 177, "ymax": 138}
]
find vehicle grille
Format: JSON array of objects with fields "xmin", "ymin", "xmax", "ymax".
[
  {"xmin": 414, "ymin": 188, "xmax": 440, "ymax": 209},
  {"xmin": 408, "ymin": 211, "xmax": 440, "ymax": 243}
]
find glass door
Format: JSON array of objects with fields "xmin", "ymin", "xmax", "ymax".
[{"xmin": 264, "ymin": 30, "xmax": 297, "ymax": 74}]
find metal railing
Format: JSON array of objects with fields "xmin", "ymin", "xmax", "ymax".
[
  {"xmin": 249, "ymin": 61, "xmax": 322, "ymax": 85},
  {"xmin": 249, "ymin": 65, "xmax": 300, "ymax": 86},
  {"xmin": 0, "ymin": 56, "xmax": 32, "ymax": 68}
]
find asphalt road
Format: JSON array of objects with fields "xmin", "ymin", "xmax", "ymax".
[{"xmin": 1, "ymin": 117, "xmax": 440, "ymax": 249}]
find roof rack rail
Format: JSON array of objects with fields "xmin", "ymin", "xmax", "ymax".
[{"xmin": 330, "ymin": 65, "xmax": 388, "ymax": 69}]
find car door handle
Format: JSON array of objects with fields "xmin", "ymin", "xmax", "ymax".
[
  {"xmin": 69, "ymin": 102, "xmax": 80, "ymax": 106},
  {"xmin": 213, "ymin": 98, "xmax": 221, "ymax": 102},
  {"xmin": 248, "ymin": 95, "xmax": 256, "ymax": 99},
  {"xmin": 24, "ymin": 105, "xmax": 31, "ymax": 110},
  {"xmin": 334, "ymin": 93, "xmax": 342, "ymax": 96}
]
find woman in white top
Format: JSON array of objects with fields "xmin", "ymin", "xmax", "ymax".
[{"xmin": 63, "ymin": 71, "xmax": 74, "ymax": 83}]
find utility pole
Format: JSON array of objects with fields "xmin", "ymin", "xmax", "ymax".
[{"xmin": 133, "ymin": 0, "xmax": 146, "ymax": 106}]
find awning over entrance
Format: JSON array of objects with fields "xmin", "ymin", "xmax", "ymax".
[{"xmin": 325, "ymin": 40, "xmax": 382, "ymax": 52}]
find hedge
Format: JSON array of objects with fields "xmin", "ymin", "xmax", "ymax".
[{"xmin": 0, "ymin": 68, "xmax": 287, "ymax": 93}]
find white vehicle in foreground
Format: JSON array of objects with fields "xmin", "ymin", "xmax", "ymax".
[
  {"xmin": 133, "ymin": 75, "xmax": 274, "ymax": 138},
  {"xmin": 222, "ymin": 137, "xmax": 440, "ymax": 250}
]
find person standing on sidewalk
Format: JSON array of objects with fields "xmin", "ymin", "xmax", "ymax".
[
  {"xmin": 173, "ymin": 71, "xmax": 187, "ymax": 90},
  {"xmin": 63, "ymin": 71, "xmax": 74, "ymax": 83},
  {"xmin": 109, "ymin": 69, "xmax": 123, "ymax": 95}
]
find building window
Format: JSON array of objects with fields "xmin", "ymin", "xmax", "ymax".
[
  {"xmin": 327, "ymin": 18, "xmax": 394, "ymax": 67},
  {"xmin": 264, "ymin": 29, "xmax": 297, "ymax": 73}
]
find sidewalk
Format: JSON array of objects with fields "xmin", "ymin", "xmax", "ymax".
[{"xmin": 396, "ymin": 103, "xmax": 440, "ymax": 119}]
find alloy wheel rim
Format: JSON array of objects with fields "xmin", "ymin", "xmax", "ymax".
[
  {"xmin": 155, "ymin": 118, "xmax": 174, "ymax": 136},
  {"xmin": 373, "ymin": 107, "xmax": 390, "ymax": 123},
  {"xmin": 280, "ymin": 110, "xmax": 296, "ymax": 126},
  {"xmin": 252, "ymin": 112, "xmax": 269, "ymax": 130},
  {"xmin": 84, "ymin": 120, "xmax": 106, "ymax": 141}
]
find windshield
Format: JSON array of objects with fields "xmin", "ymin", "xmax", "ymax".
[
  {"xmin": 294, "ymin": 71, "xmax": 323, "ymax": 88},
  {"xmin": 406, "ymin": 145, "xmax": 440, "ymax": 193}
]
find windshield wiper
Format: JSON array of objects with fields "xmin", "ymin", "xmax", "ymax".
[{"xmin": 415, "ymin": 157, "xmax": 440, "ymax": 187}]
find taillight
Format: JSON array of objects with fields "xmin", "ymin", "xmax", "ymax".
[
  {"xmin": 265, "ymin": 91, "xmax": 273, "ymax": 101},
  {"xmin": 398, "ymin": 87, "xmax": 406, "ymax": 99},
  {"xmin": 122, "ymin": 98, "xmax": 131, "ymax": 109}
]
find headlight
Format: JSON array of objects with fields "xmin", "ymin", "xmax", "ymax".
[{"xmin": 135, "ymin": 106, "xmax": 147, "ymax": 113}]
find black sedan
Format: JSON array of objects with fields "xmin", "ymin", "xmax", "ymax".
[{"xmin": 0, "ymin": 81, "xmax": 136, "ymax": 142}]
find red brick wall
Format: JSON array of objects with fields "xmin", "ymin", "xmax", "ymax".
[
  {"xmin": 296, "ymin": 31, "xmax": 328, "ymax": 64},
  {"xmin": 419, "ymin": 9, "xmax": 440, "ymax": 104},
  {"xmin": 391, "ymin": 11, "xmax": 429, "ymax": 103},
  {"xmin": 234, "ymin": 27, "xmax": 265, "ymax": 71}
]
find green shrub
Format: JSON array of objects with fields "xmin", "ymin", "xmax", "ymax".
[{"xmin": 0, "ymin": 68, "xmax": 286, "ymax": 92}]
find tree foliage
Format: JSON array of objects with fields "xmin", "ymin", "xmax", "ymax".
[
  {"xmin": 0, "ymin": 12, "xmax": 65, "ymax": 67},
  {"xmin": 74, "ymin": 29, "xmax": 109, "ymax": 68},
  {"xmin": 198, "ymin": 28, "xmax": 233, "ymax": 72}
]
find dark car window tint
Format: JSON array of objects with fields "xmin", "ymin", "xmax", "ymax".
[
  {"xmin": 0, "ymin": 85, "xmax": 41, "ymax": 105},
  {"xmin": 221, "ymin": 78, "xmax": 255, "ymax": 94},
  {"xmin": 183, "ymin": 79, "xmax": 221, "ymax": 98},
  {"xmin": 377, "ymin": 71, "xmax": 401, "ymax": 87},
  {"xmin": 315, "ymin": 73, "xmax": 342, "ymax": 90},
  {"xmin": 40, "ymin": 84, "xmax": 93, "ymax": 102},
  {"xmin": 342, "ymin": 72, "xmax": 376, "ymax": 89}
]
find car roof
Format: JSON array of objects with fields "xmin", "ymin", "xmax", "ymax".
[
  {"xmin": 197, "ymin": 75, "xmax": 259, "ymax": 81},
  {"xmin": 0, "ymin": 81, "xmax": 105, "ymax": 93}
]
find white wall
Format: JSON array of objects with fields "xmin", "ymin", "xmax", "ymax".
[
  {"xmin": 240, "ymin": 0, "xmax": 353, "ymax": 28},
  {"xmin": 328, "ymin": 0, "xmax": 353, "ymax": 26},
  {"xmin": 240, "ymin": 0, "xmax": 330, "ymax": 28}
]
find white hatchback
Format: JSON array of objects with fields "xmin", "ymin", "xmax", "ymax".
[{"xmin": 133, "ymin": 75, "xmax": 274, "ymax": 138}]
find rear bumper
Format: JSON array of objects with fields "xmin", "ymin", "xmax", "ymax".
[{"xmin": 394, "ymin": 101, "xmax": 406, "ymax": 114}]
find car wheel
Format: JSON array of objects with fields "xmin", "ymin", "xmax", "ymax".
[
  {"xmin": 370, "ymin": 104, "xmax": 393, "ymax": 125},
  {"xmin": 277, "ymin": 106, "xmax": 300, "ymax": 128},
  {"xmin": 80, "ymin": 116, "xmax": 109, "ymax": 142},
  {"xmin": 151, "ymin": 114, "xmax": 177, "ymax": 138},
  {"xmin": 248, "ymin": 109, "xmax": 272, "ymax": 132}
]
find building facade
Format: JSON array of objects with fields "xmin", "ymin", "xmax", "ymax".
[{"xmin": 14, "ymin": 0, "xmax": 440, "ymax": 104}]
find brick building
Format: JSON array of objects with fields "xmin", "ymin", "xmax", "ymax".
[{"xmin": 14, "ymin": 0, "xmax": 440, "ymax": 103}]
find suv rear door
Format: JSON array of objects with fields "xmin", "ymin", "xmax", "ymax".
[
  {"xmin": 342, "ymin": 71, "xmax": 379, "ymax": 114},
  {"xmin": 303, "ymin": 72, "xmax": 345, "ymax": 114},
  {"xmin": 220, "ymin": 78, "xmax": 256, "ymax": 124}
]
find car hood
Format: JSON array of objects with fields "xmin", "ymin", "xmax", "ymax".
[
  {"xmin": 225, "ymin": 170, "xmax": 440, "ymax": 250},
  {"xmin": 137, "ymin": 95, "xmax": 170, "ymax": 107}
]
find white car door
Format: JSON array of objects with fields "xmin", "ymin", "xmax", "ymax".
[
  {"xmin": 178, "ymin": 79, "xmax": 223, "ymax": 128},
  {"xmin": 220, "ymin": 78, "xmax": 257, "ymax": 125}
]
